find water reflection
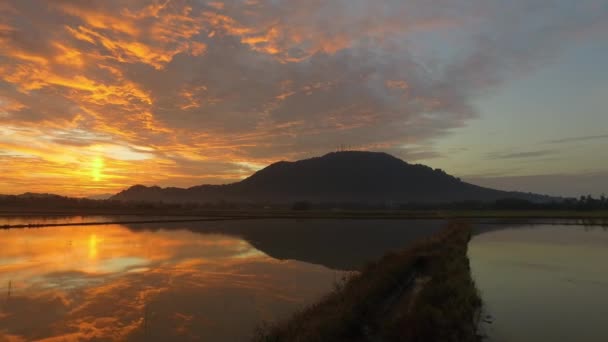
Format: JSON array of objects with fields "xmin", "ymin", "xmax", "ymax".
[
  {"xmin": 469, "ymin": 225, "xmax": 608, "ymax": 342},
  {"xmin": 0, "ymin": 219, "xmax": 444, "ymax": 341},
  {"xmin": 0, "ymin": 224, "xmax": 346, "ymax": 341},
  {"xmin": 0, "ymin": 215, "xmax": 207, "ymax": 227},
  {"xmin": 0, "ymin": 215, "xmax": 116, "ymax": 226},
  {"xmin": 124, "ymin": 219, "xmax": 445, "ymax": 270}
]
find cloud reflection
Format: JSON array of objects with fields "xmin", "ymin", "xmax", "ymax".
[{"xmin": 0, "ymin": 224, "xmax": 342, "ymax": 341}]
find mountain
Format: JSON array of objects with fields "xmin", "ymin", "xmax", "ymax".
[
  {"xmin": 111, "ymin": 151, "xmax": 551, "ymax": 204},
  {"xmin": 15, "ymin": 192, "xmax": 66, "ymax": 200},
  {"xmin": 86, "ymin": 193, "xmax": 115, "ymax": 200}
]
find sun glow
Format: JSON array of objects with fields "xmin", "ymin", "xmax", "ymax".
[{"xmin": 92, "ymin": 156, "xmax": 105, "ymax": 181}]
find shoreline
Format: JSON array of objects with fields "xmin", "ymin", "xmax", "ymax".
[
  {"xmin": 1, "ymin": 210, "xmax": 607, "ymax": 229},
  {"xmin": 2, "ymin": 215, "xmax": 608, "ymax": 230}
]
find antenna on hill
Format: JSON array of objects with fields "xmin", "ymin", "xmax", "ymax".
[{"xmin": 336, "ymin": 144, "xmax": 351, "ymax": 152}]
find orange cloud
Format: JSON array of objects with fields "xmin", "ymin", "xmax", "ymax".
[
  {"xmin": 3, "ymin": 0, "xmax": 458, "ymax": 197},
  {"xmin": 56, "ymin": 3, "xmax": 140, "ymax": 36},
  {"xmin": 1, "ymin": 0, "xmax": 596, "ymax": 196}
]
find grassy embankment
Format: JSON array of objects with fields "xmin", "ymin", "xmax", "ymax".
[{"xmin": 253, "ymin": 222, "xmax": 481, "ymax": 342}]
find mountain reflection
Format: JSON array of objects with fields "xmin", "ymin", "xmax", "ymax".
[{"xmin": 123, "ymin": 219, "xmax": 446, "ymax": 271}]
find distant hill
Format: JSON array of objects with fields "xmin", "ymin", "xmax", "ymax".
[
  {"xmin": 14, "ymin": 192, "xmax": 66, "ymax": 200},
  {"xmin": 111, "ymin": 151, "xmax": 552, "ymax": 204},
  {"xmin": 86, "ymin": 193, "xmax": 115, "ymax": 200}
]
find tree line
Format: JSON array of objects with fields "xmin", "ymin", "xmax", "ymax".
[{"xmin": 1, "ymin": 193, "xmax": 607, "ymax": 212}]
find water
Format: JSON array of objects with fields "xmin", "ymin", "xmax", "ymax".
[
  {"xmin": 0, "ymin": 218, "xmax": 442, "ymax": 341},
  {"xmin": 0, "ymin": 215, "xmax": 207, "ymax": 227},
  {"xmin": 0, "ymin": 215, "xmax": 120, "ymax": 226},
  {"xmin": 470, "ymin": 224, "xmax": 608, "ymax": 342}
]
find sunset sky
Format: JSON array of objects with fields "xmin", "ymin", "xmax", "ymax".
[{"xmin": 1, "ymin": 0, "xmax": 607, "ymax": 197}]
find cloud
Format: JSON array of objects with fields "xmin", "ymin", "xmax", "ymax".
[
  {"xmin": 466, "ymin": 170, "xmax": 608, "ymax": 197},
  {"xmin": 0, "ymin": 0, "xmax": 606, "ymax": 195},
  {"xmin": 545, "ymin": 134, "xmax": 608, "ymax": 144},
  {"xmin": 489, "ymin": 149, "xmax": 557, "ymax": 160}
]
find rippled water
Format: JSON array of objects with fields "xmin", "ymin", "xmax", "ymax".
[
  {"xmin": 0, "ymin": 218, "xmax": 443, "ymax": 341},
  {"xmin": 470, "ymin": 224, "xmax": 608, "ymax": 342}
]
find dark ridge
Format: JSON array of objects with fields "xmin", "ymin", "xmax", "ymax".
[{"xmin": 111, "ymin": 151, "xmax": 552, "ymax": 204}]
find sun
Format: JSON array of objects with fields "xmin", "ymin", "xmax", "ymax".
[{"xmin": 92, "ymin": 156, "xmax": 105, "ymax": 182}]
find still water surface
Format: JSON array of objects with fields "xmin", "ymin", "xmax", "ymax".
[
  {"xmin": 0, "ymin": 218, "xmax": 442, "ymax": 341},
  {"xmin": 0, "ymin": 215, "xmax": 207, "ymax": 226},
  {"xmin": 470, "ymin": 224, "xmax": 608, "ymax": 342},
  {"xmin": 6, "ymin": 218, "xmax": 603, "ymax": 341}
]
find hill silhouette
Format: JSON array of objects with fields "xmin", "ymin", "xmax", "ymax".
[{"xmin": 112, "ymin": 151, "xmax": 550, "ymax": 203}]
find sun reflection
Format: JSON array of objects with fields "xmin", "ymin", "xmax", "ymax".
[{"xmin": 88, "ymin": 234, "xmax": 98, "ymax": 259}]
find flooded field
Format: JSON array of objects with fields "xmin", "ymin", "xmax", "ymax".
[
  {"xmin": 0, "ymin": 218, "xmax": 442, "ymax": 341},
  {"xmin": 0, "ymin": 215, "xmax": 210, "ymax": 227},
  {"xmin": 470, "ymin": 224, "xmax": 608, "ymax": 342}
]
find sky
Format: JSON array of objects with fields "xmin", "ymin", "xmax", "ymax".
[{"xmin": 0, "ymin": 0, "xmax": 607, "ymax": 197}]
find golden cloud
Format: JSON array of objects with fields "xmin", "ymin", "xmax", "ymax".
[{"xmin": 0, "ymin": 0, "xmax": 602, "ymax": 195}]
